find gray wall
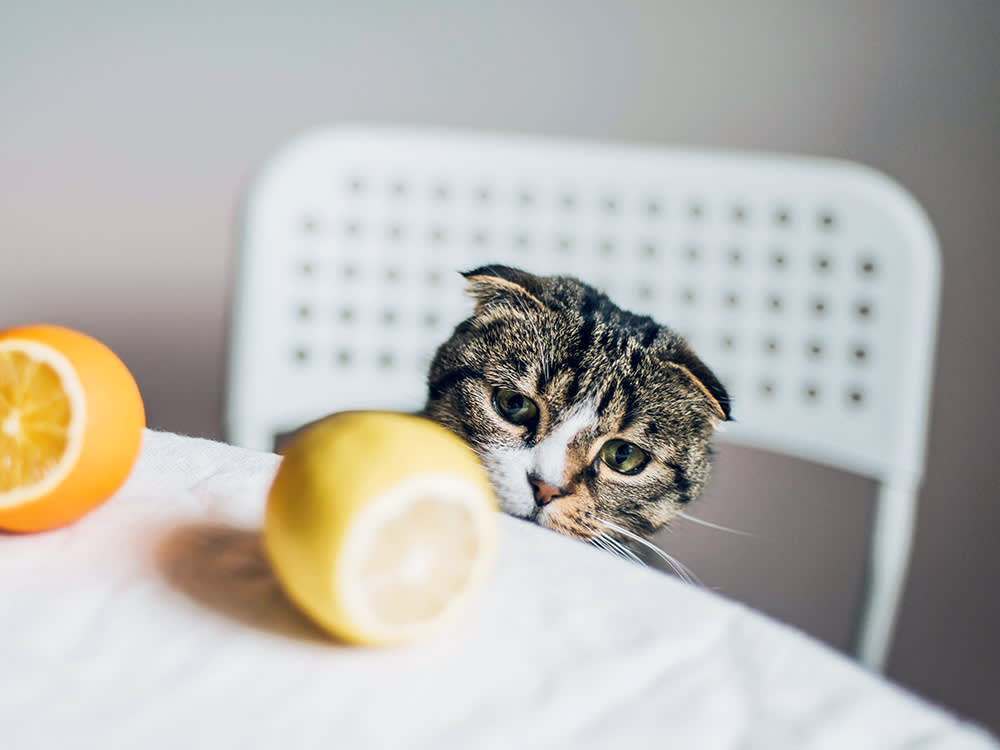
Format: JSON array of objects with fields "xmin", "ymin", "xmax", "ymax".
[{"xmin": 2, "ymin": 0, "xmax": 997, "ymax": 733}]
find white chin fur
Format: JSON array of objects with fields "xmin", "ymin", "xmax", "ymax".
[
  {"xmin": 481, "ymin": 447, "xmax": 536, "ymax": 519},
  {"xmin": 479, "ymin": 405, "xmax": 597, "ymax": 522}
]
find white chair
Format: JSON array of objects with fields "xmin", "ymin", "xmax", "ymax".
[{"xmin": 226, "ymin": 125, "xmax": 940, "ymax": 671}]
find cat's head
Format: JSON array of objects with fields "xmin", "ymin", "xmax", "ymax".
[{"xmin": 423, "ymin": 265, "xmax": 731, "ymax": 541}]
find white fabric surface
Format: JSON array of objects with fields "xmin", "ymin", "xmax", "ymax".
[{"xmin": 1, "ymin": 429, "xmax": 995, "ymax": 749}]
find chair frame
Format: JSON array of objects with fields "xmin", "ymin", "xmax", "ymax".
[{"xmin": 227, "ymin": 126, "xmax": 940, "ymax": 670}]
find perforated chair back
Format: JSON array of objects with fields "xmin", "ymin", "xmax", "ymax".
[{"xmin": 227, "ymin": 126, "xmax": 940, "ymax": 670}]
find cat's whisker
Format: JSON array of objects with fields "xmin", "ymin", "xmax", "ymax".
[
  {"xmin": 674, "ymin": 510, "xmax": 751, "ymax": 536},
  {"xmin": 596, "ymin": 518, "xmax": 703, "ymax": 587},
  {"xmin": 590, "ymin": 534, "xmax": 615, "ymax": 554},
  {"xmin": 590, "ymin": 535, "xmax": 615, "ymax": 556},
  {"xmin": 660, "ymin": 551, "xmax": 701, "ymax": 587},
  {"xmin": 589, "ymin": 534, "xmax": 620, "ymax": 559},
  {"xmin": 590, "ymin": 532, "xmax": 645, "ymax": 566},
  {"xmin": 655, "ymin": 551, "xmax": 699, "ymax": 586},
  {"xmin": 599, "ymin": 533, "xmax": 645, "ymax": 566}
]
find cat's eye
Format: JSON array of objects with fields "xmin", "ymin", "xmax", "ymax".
[
  {"xmin": 492, "ymin": 388, "xmax": 538, "ymax": 426},
  {"xmin": 600, "ymin": 439, "xmax": 649, "ymax": 475}
]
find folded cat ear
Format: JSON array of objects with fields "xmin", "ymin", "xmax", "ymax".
[
  {"xmin": 461, "ymin": 265, "xmax": 546, "ymax": 312},
  {"xmin": 665, "ymin": 346, "xmax": 733, "ymax": 423}
]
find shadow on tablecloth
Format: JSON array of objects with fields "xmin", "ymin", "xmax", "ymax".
[{"xmin": 156, "ymin": 522, "xmax": 332, "ymax": 646}]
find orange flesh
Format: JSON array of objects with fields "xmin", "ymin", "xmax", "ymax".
[{"xmin": 0, "ymin": 350, "xmax": 73, "ymax": 492}]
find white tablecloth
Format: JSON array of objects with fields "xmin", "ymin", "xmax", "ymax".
[{"xmin": 1, "ymin": 430, "xmax": 995, "ymax": 749}]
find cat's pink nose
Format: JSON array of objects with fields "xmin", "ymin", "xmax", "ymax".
[{"xmin": 528, "ymin": 474, "xmax": 565, "ymax": 506}]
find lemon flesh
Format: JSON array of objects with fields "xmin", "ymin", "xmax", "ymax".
[{"xmin": 264, "ymin": 411, "xmax": 497, "ymax": 646}]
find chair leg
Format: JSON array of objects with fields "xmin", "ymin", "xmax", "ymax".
[{"xmin": 853, "ymin": 481, "xmax": 918, "ymax": 671}]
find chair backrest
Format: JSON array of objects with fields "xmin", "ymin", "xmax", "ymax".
[{"xmin": 227, "ymin": 126, "xmax": 940, "ymax": 668}]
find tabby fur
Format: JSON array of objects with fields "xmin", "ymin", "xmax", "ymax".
[{"xmin": 422, "ymin": 265, "xmax": 730, "ymax": 541}]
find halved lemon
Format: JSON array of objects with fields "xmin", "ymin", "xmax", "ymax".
[
  {"xmin": 0, "ymin": 325, "xmax": 145, "ymax": 532},
  {"xmin": 264, "ymin": 411, "xmax": 497, "ymax": 646}
]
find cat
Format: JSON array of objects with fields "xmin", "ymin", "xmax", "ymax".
[{"xmin": 422, "ymin": 264, "xmax": 731, "ymax": 552}]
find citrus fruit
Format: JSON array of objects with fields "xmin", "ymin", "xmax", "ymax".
[
  {"xmin": 264, "ymin": 411, "xmax": 498, "ymax": 646},
  {"xmin": 0, "ymin": 325, "xmax": 145, "ymax": 532}
]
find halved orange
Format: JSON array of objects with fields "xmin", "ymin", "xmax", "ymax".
[{"xmin": 0, "ymin": 325, "xmax": 145, "ymax": 532}]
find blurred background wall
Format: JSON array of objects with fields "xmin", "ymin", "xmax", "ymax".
[{"xmin": 2, "ymin": 0, "xmax": 997, "ymax": 733}]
